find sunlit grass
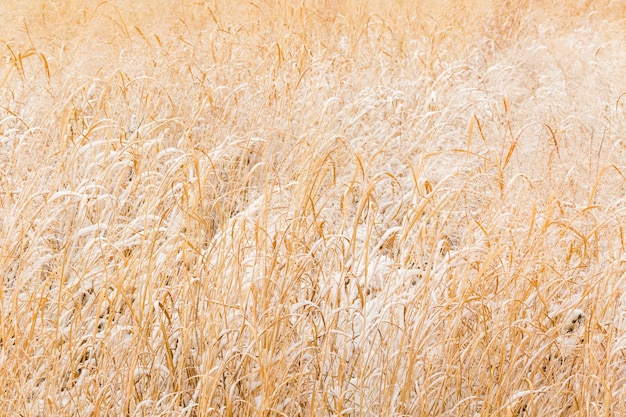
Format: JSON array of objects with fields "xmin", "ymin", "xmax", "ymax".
[{"xmin": 2, "ymin": 0, "xmax": 626, "ymax": 415}]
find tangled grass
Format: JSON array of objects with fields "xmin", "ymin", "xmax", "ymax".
[{"xmin": 2, "ymin": 0, "xmax": 626, "ymax": 415}]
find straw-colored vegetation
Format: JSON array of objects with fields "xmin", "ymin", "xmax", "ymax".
[{"xmin": 2, "ymin": 0, "xmax": 626, "ymax": 415}]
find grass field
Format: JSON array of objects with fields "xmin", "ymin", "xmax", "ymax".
[{"xmin": 2, "ymin": 0, "xmax": 626, "ymax": 415}]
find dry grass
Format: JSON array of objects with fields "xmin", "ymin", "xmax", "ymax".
[{"xmin": 2, "ymin": 0, "xmax": 626, "ymax": 415}]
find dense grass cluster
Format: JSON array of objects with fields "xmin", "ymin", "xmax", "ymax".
[{"xmin": 3, "ymin": 0, "xmax": 626, "ymax": 415}]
